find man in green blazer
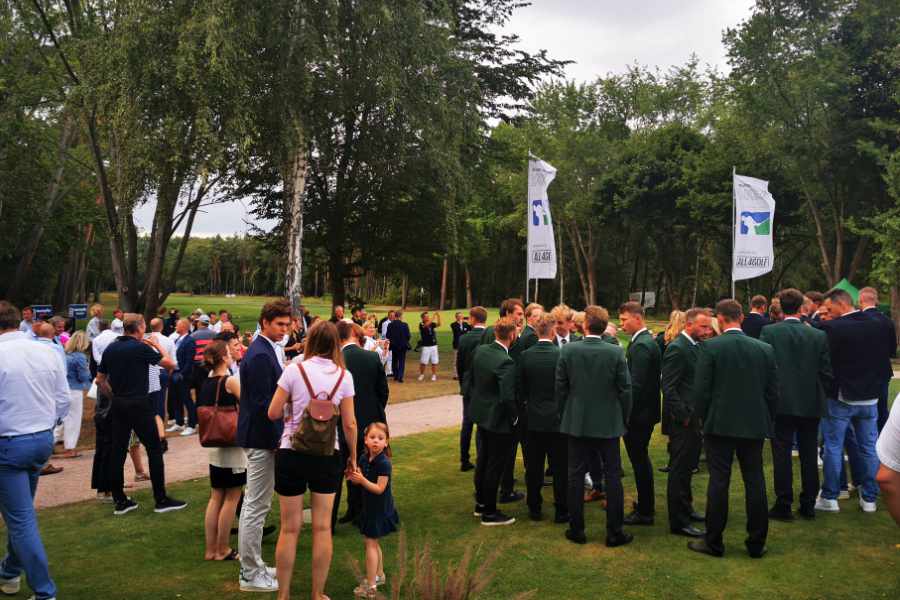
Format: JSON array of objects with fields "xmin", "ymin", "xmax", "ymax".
[
  {"xmin": 619, "ymin": 301, "xmax": 662, "ymax": 526},
  {"xmin": 550, "ymin": 304, "xmax": 580, "ymax": 347},
  {"xmin": 689, "ymin": 299, "xmax": 778, "ymax": 559},
  {"xmin": 759, "ymin": 288, "xmax": 832, "ymax": 521},
  {"xmin": 456, "ymin": 306, "xmax": 488, "ymax": 472},
  {"xmin": 516, "ymin": 312, "xmax": 567, "ymax": 523},
  {"xmin": 479, "ymin": 298, "xmax": 525, "ymax": 345},
  {"xmin": 556, "ymin": 306, "xmax": 633, "ymax": 547},
  {"xmin": 471, "ymin": 319, "xmax": 519, "ymax": 526},
  {"xmin": 663, "ymin": 308, "xmax": 713, "ymax": 537}
]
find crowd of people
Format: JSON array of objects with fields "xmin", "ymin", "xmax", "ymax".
[
  {"xmin": 0, "ymin": 286, "xmax": 897, "ymax": 599},
  {"xmin": 455, "ymin": 287, "xmax": 899, "ymax": 559}
]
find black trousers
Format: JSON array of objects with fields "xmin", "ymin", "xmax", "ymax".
[
  {"xmin": 704, "ymin": 434, "xmax": 768, "ymax": 555},
  {"xmin": 474, "ymin": 428, "xmax": 513, "ymax": 515},
  {"xmin": 525, "ymin": 430, "xmax": 567, "ymax": 514},
  {"xmin": 343, "ymin": 436, "xmax": 366, "ymax": 519},
  {"xmin": 391, "ymin": 350, "xmax": 407, "ymax": 382},
  {"xmin": 568, "ymin": 436, "xmax": 624, "ymax": 538},
  {"xmin": 460, "ymin": 394, "xmax": 474, "ymax": 464},
  {"xmin": 771, "ymin": 415, "xmax": 820, "ymax": 512},
  {"xmin": 91, "ymin": 407, "xmax": 113, "ymax": 493},
  {"xmin": 501, "ymin": 416, "xmax": 526, "ymax": 495},
  {"xmin": 109, "ymin": 395, "xmax": 167, "ymax": 504},
  {"xmin": 623, "ymin": 423, "xmax": 655, "ymax": 516},
  {"xmin": 666, "ymin": 420, "xmax": 702, "ymax": 530},
  {"xmin": 171, "ymin": 377, "xmax": 197, "ymax": 427}
]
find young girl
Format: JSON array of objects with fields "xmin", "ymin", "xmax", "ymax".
[{"xmin": 349, "ymin": 422, "xmax": 400, "ymax": 598}]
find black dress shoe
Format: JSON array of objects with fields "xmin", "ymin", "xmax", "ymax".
[
  {"xmin": 565, "ymin": 529, "xmax": 587, "ymax": 544},
  {"xmin": 658, "ymin": 465, "xmax": 671, "ymax": 473},
  {"xmin": 338, "ymin": 512, "xmax": 356, "ymax": 524},
  {"xmin": 689, "ymin": 511, "xmax": 705, "ymax": 523},
  {"xmin": 748, "ymin": 546, "xmax": 768, "ymax": 559},
  {"xmin": 460, "ymin": 461, "xmax": 475, "ymax": 472},
  {"xmin": 545, "ymin": 467, "xmax": 553, "ymax": 477},
  {"xmin": 529, "ymin": 510, "xmax": 543, "ymax": 521},
  {"xmin": 554, "ymin": 512, "xmax": 570, "ymax": 524},
  {"xmin": 623, "ymin": 511, "xmax": 654, "ymax": 526},
  {"xmin": 797, "ymin": 506, "xmax": 815, "ymax": 520},
  {"xmin": 687, "ymin": 539, "xmax": 723, "ymax": 557},
  {"xmin": 605, "ymin": 532, "xmax": 634, "ymax": 548},
  {"xmin": 671, "ymin": 525, "xmax": 705, "ymax": 538},
  {"xmin": 768, "ymin": 507, "xmax": 795, "ymax": 522},
  {"xmin": 499, "ymin": 490, "xmax": 524, "ymax": 504}
]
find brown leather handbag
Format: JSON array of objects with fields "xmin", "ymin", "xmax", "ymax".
[{"xmin": 198, "ymin": 376, "xmax": 239, "ymax": 448}]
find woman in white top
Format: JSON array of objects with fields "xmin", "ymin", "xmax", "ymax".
[
  {"xmin": 362, "ymin": 321, "xmax": 390, "ymax": 368},
  {"xmin": 268, "ymin": 321, "xmax": 358, "ymax": 600}
]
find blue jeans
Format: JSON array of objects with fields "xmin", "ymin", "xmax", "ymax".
[
  {"xmin": 0, "ymin": 430, "xmax": 57, "ymax": 599},
  {"xmin": 821, "ymin": 399, "xmax": 879, "ymax": 502}
]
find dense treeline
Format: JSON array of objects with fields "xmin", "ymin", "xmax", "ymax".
[{"xmin": 1, "ymin": 1, "xmax": 898, "ymax": 332}]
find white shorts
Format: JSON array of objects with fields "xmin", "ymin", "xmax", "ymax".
[{"xmin": 420, "ymin": 345, "xmax": 439, "ymax": 365}]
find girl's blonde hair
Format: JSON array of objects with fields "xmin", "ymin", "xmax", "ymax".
[
  {"xmin": 663, "ymin": 310, "xmax": 687, "ymax": 344},
  {"xmin": 365, "ymin": 422, "xmax": 392, "ymax": 458},
  {"xmin": 65, "ymin": 330, "xmax": 90, "ymax": 354}
]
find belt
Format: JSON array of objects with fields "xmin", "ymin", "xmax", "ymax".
[{"xmin": 0, "ymin": 427, "xmax": 54, "ymax": 440}]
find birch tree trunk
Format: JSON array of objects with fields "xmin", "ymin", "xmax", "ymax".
[
  {"xmin": 464, "ymin": 265, "xmax": 473, "ymax": 308},
  {"xmin": 439, "ymin": 256, "xmax": 449, "ymax": 310},
  {"xmin": 284, "ymin": 128, "xmax": 308, "ymax": 313}
]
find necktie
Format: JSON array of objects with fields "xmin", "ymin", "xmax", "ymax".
[{"xmin": 560, "ymin": 338, "xmax": 567, "ymax": 345}]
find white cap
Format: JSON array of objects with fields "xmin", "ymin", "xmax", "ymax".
[{"xmin": 111, "ymin": 318, "xmax": 124, "ymax": 334}]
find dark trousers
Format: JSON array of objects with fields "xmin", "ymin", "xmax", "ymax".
[
  {"xmin": 501, "ymin": 417, "xmax": 526, "ymax": 495},
  {"xmin": 109, "ymin": 395, "xmax": 167, "ymax": 504},
  {"xmin": 343, "ymin": 436, "xmax": 366, "ymax": 519},
  {"xmin": 771, "ymin": 415, "xmax": 820, "ymax": 512},
  {"xmin": 568, "ymin": 436, "xmax": 624, "ymax": 538},
  {"xmin": 151, "ymin": 370, "xmax": 169, "ymax": 420},
  {"xmin": 166, "ymin": 373, "xmax": 180, "ymax": 423},
  {"xmin": 460, "ymin": 394, "xmax": 474, "ymax": 464},
  {"xmin": 171, "ymin": 377, "xmax": 197, "ymax": 427},
  {"xmin": 525, "ymin": 430, "xmax": 567, "ymax": 514},
  {"xmin": 474, "ymin": 428, "xmax": 513, "ymax": 515},
  {"xmin": 666, "ymin": 420, "xmax": 702, "ymax": 530},
  {"xmin": 623, "ymin": 423, "xmax": 655, "ymax": 516},
  {"xmin": 91, "ymin": 408, "xmax": 113, "ymax": 493},
  {"xmin": 877, "ymin": 380, "xmax": 890, "ymax": 432},
  {"xmin": 391, "ymin": 350, "xmax": 407, "ymax": 382},
  {"xmin": 704, "ymin": 434, "xmax": 767, "ymax": 555}
]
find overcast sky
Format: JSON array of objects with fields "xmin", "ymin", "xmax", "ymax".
[{"xmin": 133, "ymin": 0, "xmax": 754, "ymax": 238}]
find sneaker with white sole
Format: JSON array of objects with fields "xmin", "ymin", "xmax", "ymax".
[
  {"xmin": 113, "ymin": 497, "xmax": 139, "ymax": 515},
  {"xmin": 417, "ymin": 374, "xmax": 425, "ymax": 382},
  {"xmin": 481, "ymin": 511, "xmax": 516, "ymax": 526},
  {"xmin": 431, "ymin": 374, "xmax": 437, "ymax": 381},
  {"xmin": 165, "ymin": 423, "xmax": 183, "ymax": 433},
  {"xmin": 239, "ymin": 571, "xmax": 279, "ymax": 592},
  {"xmin": 180, "ymin": 426, "xmax": 196, "ymax": 436},
  {"xmin": 154, "ymin": 497, "xmax": 188, "ymax": 513},
  {"xmin": 0, "ymin": 576, "xmax": 20, "ymax": 595},
  {"xmin": 814, "ymin": 496, "xmax": 839, "ymax": 512},
  {"xmin": 27, "ymin": 596, "xmax": 55, "ymax": 600},
  {"xmin": 859, "ymin": 496, "xmax": 876, "ymax": 513}
]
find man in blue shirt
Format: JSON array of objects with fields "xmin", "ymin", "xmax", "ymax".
[{"xmin": 0, "ymin": 301, "xmax": 70, "ymax": 600}]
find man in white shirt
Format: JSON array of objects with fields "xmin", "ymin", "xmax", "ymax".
[
  {"xmin": 0, "ymin": 301, "xmax": 69, "ymax": 600},
  {"xmin": 17, "ymin": 306, "xmax": 34, "ymax": 333}
]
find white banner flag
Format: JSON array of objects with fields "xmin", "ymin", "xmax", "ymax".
[
  {"xmin": 732, "ymin": 173, "xmax": 776, "ymax": 282},
  {"xmin": 527, "ymin": 158, "xmax": 558, "ymax": 280}
]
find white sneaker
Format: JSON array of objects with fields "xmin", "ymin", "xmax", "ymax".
[
  {"xmin": 838, "ymin": 489, "xmax": 850, "ymax": 500},
  {"xmin": 239, "ymin": 572, "xmax": 278, "ymax": 592},
  {"xmin": 165, "ymin": 424, "xmax": 183, "ymax": 433},
  {"xmin": 180, "ymin": 426, "xmax": 196, "ymax": 436},
  {"xmin": 417, "ymin": 374, "xmax": 425, "ymax": 382},
  {"xmin": 584, "ymin": 473, "xmax": 594, "ymax": 490},
  {"xmin": 431, "ymin": 374, "xmax": 437, "ymax": 381},
  {"xmin": 817, "ymin": 456, "xmax": 823, "ymax": 468},
  {"xmin": 27, "ymin": 596, "xmax": 55, "ymax": 600},
  {"xmin": 791, "ymin": 449, "xmax": 799, "ymax": 457},
  {"xmin": 0, "ymin": 576, "xmax": 20, "ymax": 595},
  {"xmin": 815, "ymin": 496, "xmax": 840, "ymax": 512},
  {"xmin": 859, "ymin": 496, "xmax": 877, "ymax": 513},
  {"xmin": 265, "ymin": 566, "xmax": 276, "ymax": 578}
]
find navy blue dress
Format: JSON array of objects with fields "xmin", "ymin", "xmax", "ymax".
[{"xmin": 356, "ymin": 452, "xmax": 400, "ymax": 538}]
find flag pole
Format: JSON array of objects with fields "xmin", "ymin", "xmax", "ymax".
[
  {"xmin": 525, "ymin": 152, "xmax": 530, "ymax": 303},
  {"xmin": 731, "ymin": 166, "xmax": 736, "ymax": 299}
]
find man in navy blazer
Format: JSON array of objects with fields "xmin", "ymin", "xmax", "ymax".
[
  {"xmin": 236, "ymin": 300, "xmax": 291, "ymax": 593},
  {"xmin": 741, "ymin": 295, "xmax": 771, "ymax": 339},
  {"xmin": 386, "ymin": 310, "xmax": 412, "ymax": 383},
  {"xmin": 859, "ymin": 287, "xmax": 898, "ymax": 431},
  {"xmin": 814, "ymin": 289, "xmax": 884, "ymax": 514}
]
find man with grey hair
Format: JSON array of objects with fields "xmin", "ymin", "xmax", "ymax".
[{"xmin": 858, "ymin": 287, "xmax": 897, "ymax": 432}]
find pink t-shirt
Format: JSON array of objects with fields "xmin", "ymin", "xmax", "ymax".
[{"xmin": 276, "ymin": 356, "xmax": 355, "ymax": 450}]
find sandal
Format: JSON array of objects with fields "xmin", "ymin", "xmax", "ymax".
[
  {"xmin": 353, "ymin": 583, "xmax": 377, "ymax": 598},
  {"xmin": 135, "ymin": 472, "xmax": 150, "ymax": 482},
  {"xmin": 217, "ymin": 548, "xmax": 239, "ymax": 561},
  {"xmin": 59, "ymin": 450, "xmax": 82, "ymax": 459}
]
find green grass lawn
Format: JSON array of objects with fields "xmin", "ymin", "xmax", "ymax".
[{"xmin": 18, "ymin": 425, "xmax": 900, "ymax": 599}]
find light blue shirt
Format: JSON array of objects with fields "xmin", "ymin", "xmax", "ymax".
[{"xmin": 0, "ymin": 331, "xmax": 70, "ymax": 437}]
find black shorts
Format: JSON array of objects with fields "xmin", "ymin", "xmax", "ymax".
[
  {"xmin": 209, "ymin": 464, "xmax": 247, "ymax": 489},
  {"xmin": 274, "ymin": 449, "xmax": 343, "ymax": 497}
]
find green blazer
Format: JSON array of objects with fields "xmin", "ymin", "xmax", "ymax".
[
  {"xmin": 625, "ymin": 329, "xmax": 661, "ymax": 427},
  {"xmin": 342, "ymin": 344, "xmax": 389, "ymax": 430},
  {"xmin": 661, "ymin": 332, "xmax": 699, "ymax": 425},
  {"xmin": 759, "ymin": 319, "xmax": 832, "ymax": 418},
  {"xmin": 456, "ymin": 326, "xmax": 487, "ymax": 396},
  {"xmin": 694, "ymin": 330, "xmax": 778, "ymax": 439},
  {"xmin": 555, "ymin": 336, "xmax": 632, "ymax": 439},
  {"xmin": 516, "ymin": 341, "xmax": 561, "ymax": 432},
  {"xmin": 469, "ymin": 342, "xmax": 517, "ymax": 434},
  {"xmin": 509, "ymin": 325, "xmax": 538, "ymax": 362},
  {"xmin": 480, "ymin": 325, "xmax": 495, "ymax": 345}
]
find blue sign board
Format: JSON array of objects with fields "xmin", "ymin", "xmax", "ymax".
[
  {"xmin": 68, "ymin": 304, "xmax": 89, "ymax": 319},
  {"xmin": 31, "ymin": 305, "xmax": 54, "ymax": 320}
]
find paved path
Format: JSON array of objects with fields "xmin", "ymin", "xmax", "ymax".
[{"xmin": 35, "ymin": 394, "xmax": 462, "ymax": 510}]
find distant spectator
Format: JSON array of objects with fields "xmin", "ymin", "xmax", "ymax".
[
  {"xmin": 417, "ymin": 311, "xmax": 441, "ymax": 382},
  {"xmin": 36, "ymin": 322, "xmax": 65, "ymax": 367},
  {"xmin": 18, "ymin": 305, "xmax": 34, "ymax": 333},
  {"xmin": 86, "ymin": 303, "xmax": 104, "ymax": 340},
  {"xmin": 741, "ymin": 295, "xmax": 771, "ymax": 339},
  {"xmin": 49, "ymin": 316, "xmax": 68, "ymax": 346},
  {"xmin": 60, "ymin": 331, "xmax": 92, "ymax": 458},
  {"xmin": 210, "ymin": 311, "xmax": 221, "ymax": 333},
  {"xmin": 330, "ymin": 305, "xmax": 345, "ymax": 323}
]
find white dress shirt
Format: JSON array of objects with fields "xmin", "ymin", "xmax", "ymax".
[
  {"xmin": 0, "ymin": 331, "xmax": 70, "ymax": 436},
  {"xmin": 92, "ymin": 329, "xmax": 119, "ymax": 364}
]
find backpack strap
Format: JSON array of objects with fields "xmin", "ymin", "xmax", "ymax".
[
  {"xmin": 327, "ymin": 368, "xmax": 346, "ymax": 401},
  {"xmin": 296, "ymin": 361, "xmax": 345, "ymax": 402}
]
